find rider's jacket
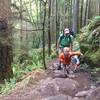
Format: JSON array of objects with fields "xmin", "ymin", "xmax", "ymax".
[{"xmin": 59, "ymin": 51, "xmax": 81, "ymax": 65}]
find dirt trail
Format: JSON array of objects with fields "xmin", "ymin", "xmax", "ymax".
[{"xmin": 0, "ymin": 59, "xmax": 100, "ymax": 100}]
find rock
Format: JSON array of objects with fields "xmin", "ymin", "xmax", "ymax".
[
  {"xmin": 75, "ymin": 86, "xmax": 100, "ymax": 100},
  {"xmin": 54, "ymin": 70, "xmax": 76, "ymax": 78},
  {"xmin": 75, "ymin": 90, "xmax": 89, "ymax": 97},
  {"xmin": 39, "ymin": 77, "xmax": 80, "ymax": 96},
  {"xmin": 30, "ymin": 83, "xmax": 58, "ymax": 99},
  {"xmin": 52, "ymin": 63, "xmax": 60, "ymax": 70},
  {"xmin": 68, "ymin": 74, "xmax": 76, "ymax": 78},
  {"xmin": 51, "ymin": 78, "xmax": 80, "ymax": 96},
  {"xmin": 96, "ymin": 81, "xmax": 100, "ymax": 87},
  {"xmin": 2, "ymin": 82, "xmax": 59, "ymax": 100},
  {"xmin": 86, "ymin": 86, "xmax": 100, "ymax": 100},
  {"xmin": 73, "ymin": 97, "xmax": 86, "ymax": 100},
  {"xmin": 53, "ymin": 70, "xmax": 66, "ymax": 78},
  {"xmin": 90, "ymin": 85, "xmax": 96, "ymax": 89},
  {"xmin": 39, "ymin": 77, "xmax": 53, "ymax": 84},
  {"xmin": 41, "ymin": 94, "xmax": 72, "ymax": 100}
]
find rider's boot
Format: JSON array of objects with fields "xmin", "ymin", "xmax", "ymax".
[
  {"xmin": 66, "ymin": 69, "xmax": 69, "ymax": 74},
  {"xmin": 57, "ymin": 61, "xmax": 62, "ymax": 70},
  {"xmin": 63, "ymin": 65, "xmax": 68, "ymax": 77}
]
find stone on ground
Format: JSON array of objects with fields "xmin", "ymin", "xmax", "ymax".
[{"xmin": 41, "ymin": 94, "xmax": 72, "ymax": 100}]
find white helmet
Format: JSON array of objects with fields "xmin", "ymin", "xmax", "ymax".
[{"xmin": 63, "ymin": 47, "xmax": 70, "ymax": 55}]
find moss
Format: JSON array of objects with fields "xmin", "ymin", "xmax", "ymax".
[
  {"xmin": 89, "ymin": 50, "xmax": 100, "ymax": 65},
  {"xmin": 80, "ymin": 43, "xmax": 91, "ymax": 53},
  {"xmin": 88, "ymin": 16, "xmax": 100, "ymax": 31},
  {"xmin": 83, "ymin": 49, "xmax": 100, "ymax": 68},
  {"xmin": 79, "ymin": 16, "xmax": 100, "ymax": 68}
]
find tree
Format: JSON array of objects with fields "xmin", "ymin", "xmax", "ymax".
[
  {"xmin": 99, "ymin": 0, "xmax": 100, "ymax": 15},
  {"xmin": 83, "ymin": 0, "xmax": 88, "ymax": 26},
  {"xmin": 0, "ymin": 0, "xmax": 13, "ymax": 82},
  {"xmin": 42, "ymin": 0, "xmax": 47, "ymax": 69},
  {"xmin": 20, "ymin": 0, "xmax": 23, "ymax": 41},
  {"xmin": 80, "ymin": 0, "xmax": 84, "ymax": 28},
  {"xmin": 72, "ymin": 0, "xmax": 79, "ymax": 33},
  {"xmin": 87, "ymin": 0, "xmax": 91, "ymax": 20},
  {"xmin": 55, "ymin": 0, "xmax": 58, "ymax": 48},
  {"xmin": 48, "ymin": 0, "xmax": 51, "ymax": 55}
]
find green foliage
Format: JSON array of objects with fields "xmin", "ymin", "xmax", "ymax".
[
  {"xmin": 79, "ymin": 16, "xmax": 100, "ymax": 68},
  {"xmin": 28, "ymin": 49, "xmax": 43, "ymax": 64},
  {"xmin": 50, "ymin": 52, "xmax": 57, "ymax": 59},
  {"xmin": 80, "ymin": 16, "xmax": 100, "ymax": 42},
  {"xmin": 80, "ymin": 43, "xmax": 100, "ymax": 68},
  {"xmin": 50, "ymin": 44, "xmax": 58, "ymax": 59},
  {"xmin": 88, "ymin": 16, "xmax": 100, "ymax": 31},
  {"xmin": 0, "ymin": 46, "xmax": 57, "ymax": 95},
  {"xmin": 90, "ymin": 67, "xmax": 100, "ymax": 81},
  {"xmin": 0, "ymin": 78, "xmax": 16, "ymax": 95},
  {"xmin": 0, "ymin": 48, "xmax": 44, "ymax": 95},
  {"xmin": 13, "ymin": 48, "xmax": 44, "ymax": 78},
  {"xmin": 86, "ymin": 49, "xmax": 100, "ymax": 66},
  {"xmin": 80, "ymin": 43, "xmax": 91, "ymax": 53}
]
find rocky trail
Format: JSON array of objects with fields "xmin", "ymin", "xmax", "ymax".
[{"xmin": 0, "ymin": 59, "xmax": 100, "ymax": 100}]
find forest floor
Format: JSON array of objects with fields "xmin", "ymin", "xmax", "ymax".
[{"xmin": 0, "ymin": 59, "xmax": 100, "ymax": 100}]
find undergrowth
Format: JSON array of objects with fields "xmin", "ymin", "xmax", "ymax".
[{"xmin": 0, "ymin": 47, "xmax": 57, "ymax": 95}]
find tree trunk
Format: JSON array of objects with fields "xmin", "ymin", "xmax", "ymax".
[
  {"xmin": 48, "ymin": 0, "xmax": 51, "ymax": 55},
  {"xmin": 64, "ymin": 0, "xmax": 67, "ymax": 27},
  {"xmin": 80, "ymin": 0, "xmax": 84, "ymax": 28},
  {"xmin": 0, "ymin": 0, "xmax": 13, "ymax": 82},
  {"xmin": 20, "ymin": 0, "xmax": 23, "ymax": 41},
  {"xmin": 86, "ymin": 0, "xmax": 91, "ymax": 25},
  {"xmin": 69, "ymin": 0, "xmax": 72, "ymax": 28},
  {"xmin": 72, "ymin": 0, "xmax": 79, "ymax": 33},
  {"xmin": 88, "ymin": 0, "xmax": 92, "ymax": 19},
  {"xmin": 98, "ymin": 1, "xmax": 100, "ymax": 16},
  {"xmin": 83, "ymin": 0, "xmax": 88, "ymax": 26},
  {"xmin": 42, "ymin": 1, "xmax": 47, "ymax": 69},
  {"xmin": 56, "ymin": 0, "xmax": 58, "ymax": 48}
]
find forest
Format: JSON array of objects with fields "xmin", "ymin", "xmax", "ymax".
[{"xmin": 0, "ymin": 0, "xmax": 100, "ymax": 100}]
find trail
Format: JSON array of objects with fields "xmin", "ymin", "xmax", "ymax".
[{"xmin": 0, "ymin": 59, "xmax": 100, "ymax": 100}]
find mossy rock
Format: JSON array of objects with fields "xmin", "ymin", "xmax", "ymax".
[
  {"xmin": 79, "ymin": 16, "xmax": 100, "ymax": 68},
  {"xmin": 83, "ymin": 50, "xmax": 100, "ymax": 68},
  {"xmin": 80, "ymin": 43, "xmax": 92, "ymax": 53}
]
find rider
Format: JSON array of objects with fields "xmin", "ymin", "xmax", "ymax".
[
  {"xmin": 59, "ymin": 47, "xmax": 83, "ymax": 76},
  {"xmin": 57, "ymin": 28, "xmax": 73, "ymax": 69},
  {"xmin": 57, "ymin": 28, "xmax": 73, "ymax": 54}
]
